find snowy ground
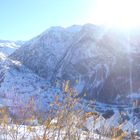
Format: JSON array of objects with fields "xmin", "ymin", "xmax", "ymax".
[{"xmin": 0, "ymin": 124, "xmax": 111, "ymax": 140}]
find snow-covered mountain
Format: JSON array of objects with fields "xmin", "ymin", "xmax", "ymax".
[
  {"xmin": 0, "ymin": 40, "xmax": 50, "ymax": 111},
  {"xmin": 0, "ymin": 40, "xmax": 24, "ymax": 58},
  {"xmin": 10, "ymin": 24, "xmax": 140, "ymax": 104},
  {"xmin": 0, "ymin": 57, "xmax": 63, "ymax": 113}
]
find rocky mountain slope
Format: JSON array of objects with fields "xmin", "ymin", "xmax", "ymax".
[
  {"xmin": 0, "ymin": 57, "xmax": 62, "ymax": 113},
  {"xmin": 10, "ymin": 24, "xmax": 140, "ymax": 104},
  {"xmin": 0, "ymin": 40, "xmax": 50, "ymax": 111}
]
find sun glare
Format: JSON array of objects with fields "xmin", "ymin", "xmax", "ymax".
[{"xmin": 94, "ymin": 0, "xmax": 140, "ymax": 30}]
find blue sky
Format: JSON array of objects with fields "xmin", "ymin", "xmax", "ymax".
[{"xmin": 0, "ymin": 0, "xmax": 97, "ymax": 40}]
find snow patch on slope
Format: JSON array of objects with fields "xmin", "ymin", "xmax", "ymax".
[{"xmin": 0, "ymin": 40, "xmax": 23, "ymax": 57}]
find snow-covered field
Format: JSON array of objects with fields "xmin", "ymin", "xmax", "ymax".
[{"xmin": 0, "ymin": 124, "xmax": 111, "ymax": 140}]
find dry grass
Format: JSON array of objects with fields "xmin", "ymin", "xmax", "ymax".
[{"xmin": 0, "ymin": 81, "xmax": 134, "ymax": 140}]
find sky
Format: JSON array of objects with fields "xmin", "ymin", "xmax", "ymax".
[{"xmin": 0, "ymin": 0, "xmax": 97, "ymax": 41}]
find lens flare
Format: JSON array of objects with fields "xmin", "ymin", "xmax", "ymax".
[{"xmin": 93, "ymin": 0, "xmax": 140, "ymax": 29}]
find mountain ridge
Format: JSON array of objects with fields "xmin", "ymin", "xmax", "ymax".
[{"xmin": 9, "ymin": 24, "xmax": 140, "ymax": 104}]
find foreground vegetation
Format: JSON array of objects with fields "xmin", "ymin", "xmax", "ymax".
[{"xmin": 0, "ymin": 81, "xmax": 138, "ymax": 140}]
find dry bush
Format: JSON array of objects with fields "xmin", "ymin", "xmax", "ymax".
[{"xmin": 0, "ymin": 81, "xmax": 132, "ymax": 140}]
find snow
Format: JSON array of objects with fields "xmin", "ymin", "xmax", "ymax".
[
  {"xmin": 0, "ymin": 52, "xmax": 6, "ymax": 61},
  {"xmin": 0, "ymin": 40, "xmax": 22, "ymax": 57},
  {"xmin": 0, "ymin": 124, "xmax": 111, "ymax": 140},
  {"xmin": 127, "ymin": 93, "xmax": 140, "ymax": 99}
]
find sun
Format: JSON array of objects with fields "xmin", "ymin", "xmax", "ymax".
[{"xmin": 93, "ymin": 0, "xmax": 140, "ymax": 30}]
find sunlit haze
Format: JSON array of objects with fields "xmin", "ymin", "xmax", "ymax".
[
  {"xmin": 93, "ymin": 0, "xmax": 140, "ymax": 30},
  {"xmin": 0, "ymin": 0, "xmax": 140, "ymax": 40}
]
